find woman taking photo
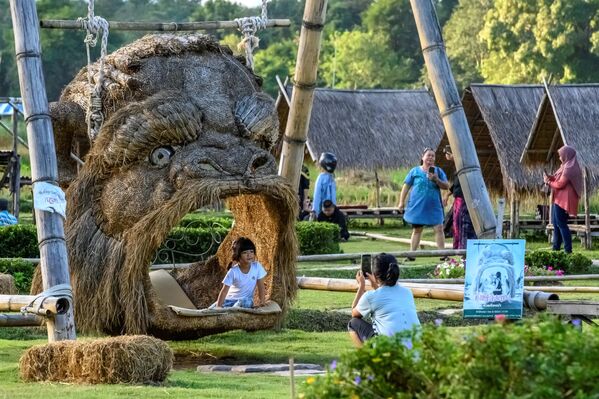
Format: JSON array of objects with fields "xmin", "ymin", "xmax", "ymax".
[
  {"xmin": 544, "ymin": 145, "xmax": 583, "ymax": 253},
  {"xmin": 398, "ymin": 148, "xmax": 450, "ymax": 260},
  {"xmin": 348, "ymin": 253, "xmax": 420, "ymax": 347}
]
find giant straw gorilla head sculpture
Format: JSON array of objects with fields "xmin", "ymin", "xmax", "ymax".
[{"xmin": 48, "ymin": 34, "xmax": 298, "ymax": 338}]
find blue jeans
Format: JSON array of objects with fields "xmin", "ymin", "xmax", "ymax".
[
  {"xmin": 210, "ymin": 297, "xmax": 254, "ymax": 309},
  {"xmin": 552, "ymin": 204, "xmax": 572, "ymax": 253}
]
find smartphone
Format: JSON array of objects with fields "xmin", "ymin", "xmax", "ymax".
[
  {"xmin": 428, "ymin": 166, "xmax": 435, "ymax": 174},
  {"xmin": 361, "ymin": 254, "xmax": 372, "ymax": 276}
]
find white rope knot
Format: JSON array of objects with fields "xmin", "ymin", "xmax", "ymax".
[
  {"xmin": 21, "ymin": 283, "xmax": 73, "ymax": 316},
  {"xmin": 235, "ymin": 0, "xmax": 269, "ymax": 71}
]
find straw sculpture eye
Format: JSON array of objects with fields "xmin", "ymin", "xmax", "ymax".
[{"xmin": 149, "ymin": 146, "xmax": 175, "ymax": 167}]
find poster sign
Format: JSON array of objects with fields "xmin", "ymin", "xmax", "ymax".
[
  {"xmin": 33, "ymin": 182, "xmax": 67, "ymax": 219},
  {"xmin": 463, "ymin": 239, "xmax": 525, "ymax": 319}
]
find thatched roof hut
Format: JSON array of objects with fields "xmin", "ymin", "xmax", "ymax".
[
  {"xmin": 435, "ymin": 84, "xmax": 545, "ymax": 197},
  {"xmin": 277, "ymin": 87, "xmax": 445, "ymax": 170},
  {"xmin": 521, "ymin": 84, "xmax": 599, "ymax": 191}
]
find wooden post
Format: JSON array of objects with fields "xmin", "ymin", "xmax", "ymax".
[
  {"xmin": 374, "ymin": 169, "xmax": 383, "ymax": 225},
  {"xmin": 495, "ymin": 197, "xmax": 505, "ymax": 238},
  {"xmin": 583, "ymin": 168, "xmax": 591, "ymax": 249},
  {"xmin": 11, "ymin": 106, "xmax": 20, "ymax": 219},
  {"xmin": 409, "ymin": 0, "xmax": 496, "ymax": 238},
  {"xmin": 278, "ymin": 0, "xmax": 328, "ymax": 190},
  {"xmin": 10, "ymin": 0, "xmax": 76, "ymax": 341}
]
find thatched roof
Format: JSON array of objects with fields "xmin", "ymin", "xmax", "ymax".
[
  {"xmin": 435, "ymin": 84, "xmax": 545, "ymax": 197},
  {"xmin": 521, "ymin": 84, "xmax": 599, "ymax": 191},
  {"xmin": 276, "ymin": 87, "xmax": 444, "ymax": 170}
]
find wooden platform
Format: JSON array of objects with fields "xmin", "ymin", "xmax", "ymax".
[{"xmin": 340, "ymin": 207, "xmax": 405, "ymax": 221}]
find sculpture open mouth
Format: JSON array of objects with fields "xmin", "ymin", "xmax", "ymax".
[{"xmin": 146, "ymin": 177, "xmax": 299, "ymax": 339}]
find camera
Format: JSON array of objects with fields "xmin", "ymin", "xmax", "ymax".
[
  {"xmin": 361, "ymin": 254, "xmax": 372, "ymax": 275},
  {"xmin": 428, "ymin": 166, "xmax": 436, "ymax": 174}
]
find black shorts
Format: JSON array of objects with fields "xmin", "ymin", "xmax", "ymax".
[
  {"xmin": 348, "ymin": 317, "xmax": 376, "ymax": 343},
  {"xmin": 412, "ymin": 224, "xmax": 424, "ymax": 228}
]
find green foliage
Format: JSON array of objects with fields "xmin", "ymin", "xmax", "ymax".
[
  {"xmin": 253, "ymin": 39, "xmax": 298, "ymax": 96},
  {"xmin": 0, "ymin": 259, "xmax": 36, "ymax": 293},
  {"xmin": 320, "ymin": 30, "xmax": 418, "ymax": 89},
  {"xmin": 301, "ymin": 316, "xmax": 599, "ymax": 398},
  {"xmin": 0, "ymin": 224, "xmax": 38, "ymax": 258},
  {"xmin": 480, "ymin": 0, "xmax": 599, "ymax": 84},
  {"xmin": 443, "ymin": 0, "xmax": 493, "ymax": 89},
  {"xmin": 296, "ymin": 221, "xmax": 341, "ymax": 255},
  {"xmin": 525, "ymin": 250, "xmax": 594, "ymax": 275}
]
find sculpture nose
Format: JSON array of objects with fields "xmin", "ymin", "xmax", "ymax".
[{"xmin": 247, "ymin": 151, "xmax": 275, "ymax": 176}]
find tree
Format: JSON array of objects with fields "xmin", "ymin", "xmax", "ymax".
[
  {"xmin": 327, "ymin": 0, "xmax": 372, "ymax": 32},
  {"xmin": 443, "ymin": 0, "xmax": 493, "ymax": 89},
  {"xmin": 319, "ymin": 30, "xmax": 418, "ymax": 89},
  {"xmin": 253, "ymin": 39, "xmax": 297, "ymax": 96},
  {"xmin": 480, "ymin": 0, "xmax": 599, "ymax": 83}
]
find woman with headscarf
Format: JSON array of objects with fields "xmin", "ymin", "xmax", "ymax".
[{"xmin": 543, "ymin": 145, "xmax": 583, "ymax": 253}]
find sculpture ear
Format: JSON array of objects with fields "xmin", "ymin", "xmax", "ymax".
[{"xmin": 49, "ymin": 101, "xmax": 87, "ymax": 188}]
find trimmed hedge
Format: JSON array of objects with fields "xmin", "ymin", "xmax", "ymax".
[
  {"xmin": 0, "ymin": 217, "xmax": 344, "ymax": 263},
  {"xmin": 525, "ymin": 250, "xmax": 594, "ymax": 275},
  {"xmin": 0, "ymin": 259, "xmax": 36, "ymax": 293},
  {"xmin": 296, "ymin": 221, "xmax": 340, "ymax": 255},
  {"xmin": 0, "ymin": 224, "xmax": 38, "ymax": 258},
  {"xmin": 301, "ymin": 315, "xmax": 599, "ymax": 398}
]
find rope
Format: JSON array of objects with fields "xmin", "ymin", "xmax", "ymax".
[
  {"xmin": 77, "ymin": 0, "xmax": 109, "ymax": 141},
  {"xmin": 235, "ymin": 0, "xmax": 268, "ymax": 70},
  {"xmin": 21, "ymin": 283, "xmax": 73, "ymax": 316}
]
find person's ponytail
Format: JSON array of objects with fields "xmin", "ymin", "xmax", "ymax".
[
  {"xmin": 373, "ymin": 253, "xmax": 400, "ymax": 286},
  {"xmin": 385, "ymin": 262, "xmax": 400, "ymax": 286}
]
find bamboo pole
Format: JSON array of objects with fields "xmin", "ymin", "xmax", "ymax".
[
  {"xmin": 40, "ymin": 19, "xmax": 291, "ymax": 31},
  {"xmin": 409, "ymin": 0, "xmax": 496, "ymax": 238},
  {"xmin": 11, "ymin": 106, "xmax": 20, "ymax": 219},
  {"xmin": 278, "ymin": 0, "xmax": 328, "ymax": 190},
  {"xmin": 0, "ymin": 313, "xmax": 44, "ymax": 327},
  {"xmin": 360, "ymin": 232, "xmax": 453, "ymax": 248},
  {"xmin": 0, "ymin": 294, "xmax": 70, "ymax": 315},
  {"xmin": 9, "ymin": 0, "xmax": 76, "ymax": 341}
]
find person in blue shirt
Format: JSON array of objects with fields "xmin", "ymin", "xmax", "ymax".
[
  {"xmin": 311, "ymin": 152, "xmax": 337, "ymax": 218},
  {"xmin": 0, "ymin": 198, "xmax": 17, "ymax": 226},
  {"xmin": 397, "ymin": 148, "xmax": 449, "ymax": 261},
  {"xmin": 348, "ymin": 253, "xmax": 420, "ymax": 347}
]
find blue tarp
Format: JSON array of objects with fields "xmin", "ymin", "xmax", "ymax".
[{"xmin": 0, "ymin": 102, "xmax": 23, "ymax": 116}]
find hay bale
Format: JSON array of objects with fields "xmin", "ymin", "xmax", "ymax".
[
  {"xmin": 0, "ymin": 273, "xmax": 17, "ymax": 294},
  {"xmin": 19, "ymin": 335, "xmax": 173, "ymax": 384}
]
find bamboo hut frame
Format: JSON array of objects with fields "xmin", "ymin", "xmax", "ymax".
[
  {"xmin": 0, "ymin": 97, "xmax": 24, "ymax": 219},
  {"xmin": 435, "ymin": 85, "xmax": 546, "ymax": 238},
  {"xmin": 521, "ymin": 83, "xmax": 599, "ymax": 249}
]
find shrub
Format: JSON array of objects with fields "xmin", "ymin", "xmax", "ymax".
[
  {"xmin": 300, "ymin": 315, "xmax": 599, "ymax": 399},
  {"xmin": 178, "ymin": 215, "xmax": 233, "ymax": 229},
  {"xmin": 0, "ymin": 224, "xmax": 38, "ymax": 258},
  {"xmin": 284, "ymin": 309, "xmax": 349, "ymax": 332},
  {"xmin": 432, "ymin": 257, "xmax": 465, "ymax": 279},
  {"xmin": 525, "ymin": 250, "xmax": 593, "ymax": 275},
  {"xmin": 155, "ymin": 226, "xmax": 230, "ymax": 263},
  {"xmin": 296, "ymin": 222, "xmax": 340, "ymax": 255},
  {"xmin": 0, "ymin": 259, "xmax": 36, "ymax": 293}
]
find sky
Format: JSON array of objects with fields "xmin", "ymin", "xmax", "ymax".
[{"xmin": 230, "ymin": 0, "xmax": 265, "ymax": 8}]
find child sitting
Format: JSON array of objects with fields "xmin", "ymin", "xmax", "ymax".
[{"xmin": 211, "ymin": 237, "xmax": 266, "ymax": 309}]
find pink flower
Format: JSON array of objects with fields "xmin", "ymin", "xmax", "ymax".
[
  {"xmin": 547, "ymin": 266, "xmax": 553, "ymax": 271},
  {"xmin": 495, "ymin": 314, "xmax": 507, "ymax": 324},
  {"xmin": 556, "ymin": 270, "xmax": 565, "ymax": 276}
]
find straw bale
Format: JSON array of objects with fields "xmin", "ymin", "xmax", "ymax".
[
  {"xmin": 47, "ymin": 34, "xmax": 298, "ymax": 339},
  {"xmin": 19, "ymin": 335, "xmax": 172, "ymax": 384},
  {"xmin": 0, "ymin": 273, "xmax": 17, "ymax": 294}
]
